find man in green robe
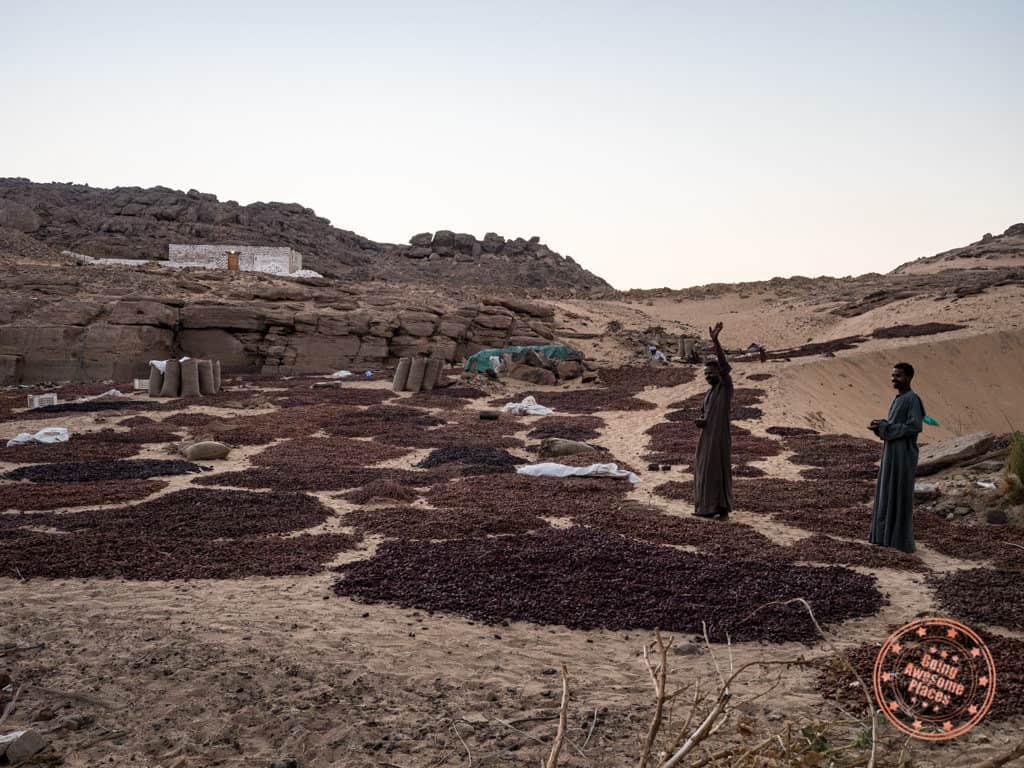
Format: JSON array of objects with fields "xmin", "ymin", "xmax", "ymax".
[
  {"xmin": 693, "ymin": 322, "xmax": 733, "ymax": 518},
  {"xmin": 868, "ymin": 362, "xmax": 926, "ymax": 553}
]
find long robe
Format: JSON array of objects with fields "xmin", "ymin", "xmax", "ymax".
[
  {"xmin": 693, "ymin": 361, "xmax": 733, "ymax": 516},
  {"xmin": 868, "ymin": 389, "xmax": 925, "ymax": 553}
]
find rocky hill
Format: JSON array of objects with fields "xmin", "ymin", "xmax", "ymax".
[
  {"xmin": 0, "ymin": 178, "xmax": 611, "ymax": 292},
  {"xmin": 892, "ymin": 221, "xmax": 1024, "ymax": 274},
  {"xmin": 0, "ymin": 226, "xmax": 576, "ymax": 384}
]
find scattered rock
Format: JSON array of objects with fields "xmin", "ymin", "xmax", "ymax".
[
  {"xmin": 986, "ymin": 507, "xmax": 1009, "ymax": 525},
  {"xmin": 507, "ymin": 364, "xmax": 557, "ymax": 386},
  {"xmin": 970, "ymin": 459, "xmax": 1006, "ymax": 472},
  {"xmin": 913, "ymin": 482, "xmax": 940, "ymax": 501},
  {"xmin": 917, "ymin": 432, "xmax": 995, "ymax": 476},
  {"xmin": 0, "ymin": 729, "xmax": 48, "ymax": 764}
]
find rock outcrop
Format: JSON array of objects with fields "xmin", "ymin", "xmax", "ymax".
[
  {"xmin": 0, "ymin": 178, "xmax": 611, "ymax": 292},
  {"xmin": 893, "ymin": 222, "xmax": 1024, "ymax": 274},
  {"xmin": 0, "ymin": 229, "xmax": 567, "ymax": 383}
]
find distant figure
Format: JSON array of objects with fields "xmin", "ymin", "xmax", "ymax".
[
  {"xmin": 868, "ymin": 362, "xmax": 925, "ymax": 553},
  {"xmin": 653, "ymin": 349, "xmax": 668, "ymax": 364},
  {"xmin": 693, "ymin": 322, "xmax": 733, "ymax": 518}
]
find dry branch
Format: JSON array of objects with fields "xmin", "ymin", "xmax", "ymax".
[{"xmin": 545, "ymin": 664, "xmax": 570, "ymax": 768}]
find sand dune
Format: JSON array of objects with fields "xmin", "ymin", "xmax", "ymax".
[{"xmin": 771, "ymin": 329, "xmax": 1024, "ymax": 440}]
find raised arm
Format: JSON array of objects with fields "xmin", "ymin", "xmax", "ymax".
[{"xmin": 709, "ymin": 322, "xmax": 731, "ymax": 376}]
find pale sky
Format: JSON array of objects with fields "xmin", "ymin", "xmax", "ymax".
[{"xmin": 2, "ymin": 1, "xmax": 1021, "ymax": 289}]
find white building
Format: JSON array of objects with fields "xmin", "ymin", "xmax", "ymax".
[{"xmin": 168, "ymin": 244, "xmax": 303, "ymax": 274}]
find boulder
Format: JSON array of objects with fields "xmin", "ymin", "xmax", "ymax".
[
  {"xmin": 481, "ymin": 232, "xmax": 505, "ymax": 252},
  {"xmin": 913, "ymin": 482, "xmax": 940, "ymax": 502},
  {"xmin": 107, "ymin": 300, "xmax": 178, "ymax": 328},
  {"xmin": 0, "ymin": 729, "xmax": 47, "ymax": 764},
  {"xmin": 182, "ymin": 441, "xmax": 230, "ymax": 461},
  {"xmin": 398, "ymin": 310, "xmax": 439, "ymax": 337},
  {"xmin": 917, "ymin": 432, "xmax": 995, "ymax": 476},
  {"xmin": 986, "ymin": 507, "xmax": 1009, "ymax": 525},
  {"xmin": 410, "ymin": 232, "xmax": 433, "ymax": 247},
  {"xmin": 431, "ymin": 230, "xmax": 456, "ymax": 249},
  {"xmin": 508, "ymin": 364, "xmax": 557, "ymax": 386},
  {"xmin": 438, "ymin": 317, "xmax": 471, "ymax": 338},
  {"xmin": 454, "ymin": 232, "xmax": 476, "ymax": 252},
  {"xmin": 389, "ymin": 334, "xmax": 430, "ymax": 358},
  {"xmin": 431, "ymin": 337, "xmax": 458, "ymax": 361},
  {"xmin": 556, "ymin": 360, "xmax": 582, "ymax": 380},
  {"xmin": 538, "ymin": 438, "xmax": 596, "ymax": 458},
  {"xmin": 473, "ymin": 312, "xmax": 515, "ymax": 330}
]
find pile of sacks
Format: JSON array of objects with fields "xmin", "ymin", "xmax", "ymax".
[
  {"xmin": 148, "ymin": 358, "xmax": 222, "ymax": 398},
  {"xmin": 393, "ymin": 357, "xmax": 445, "ymax": 393}
]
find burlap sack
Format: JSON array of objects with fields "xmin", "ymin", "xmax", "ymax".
[
  {"xmin": 406, "ymin": 357, "xmax": 427, "ymax": 393},
  {"xmin": 197, "ymin": 359, "xmax": 216, "ymax": 395},
  {"xmin": 148, "ymin": 364, "xmax": 164, "ymax": 398},
  {"xmin": 392, "ymin": 357, "xmax": 411, "ymax": 392},
  {"xmin": 179, "ymin": 358, "xmax": 201, "ymax": 398},
  {"xmin": 212, "ymin": 360, "xmax": 222, "ymax": 392},
  {"xmin": 159, "ymin": 359, "xmax": 181, "ymax": 398},
  {"xmin": 422, "ymin": 358, "xmax": 442, "ymax": 391}
]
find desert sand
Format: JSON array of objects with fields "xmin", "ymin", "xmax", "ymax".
[{"xmin": 2, "ymin": 276, "xmax": 1024, "ymax": 768}]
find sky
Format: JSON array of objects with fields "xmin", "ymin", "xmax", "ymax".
[{"xmin": 2, "ymin": 1, "xmax": 1021, "ymax": 289}]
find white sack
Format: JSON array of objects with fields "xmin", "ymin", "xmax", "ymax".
[
  {"xmin": 501, "ymin": 395, "xmax": 554, "ymax": 416},
  {"xmin": 516, "ymin": 461, "xmax": 640, "ymax": 484},
  {"xmin": 6, "ymin": 427, "xmax": 70, "ymax": 447}
]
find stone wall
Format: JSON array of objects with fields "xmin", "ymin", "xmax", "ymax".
[{"xmin": 168, "ymin": 244, "xmax": 302, "ymax": 273}]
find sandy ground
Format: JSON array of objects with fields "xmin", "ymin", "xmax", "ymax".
[{"xmin": 2, "ymin": 299, "xmax": 1023, "ymax": 767}]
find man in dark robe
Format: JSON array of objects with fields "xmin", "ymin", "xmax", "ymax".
[
  {"xmin": 868, "ymin": 362, "xmax": 926, "ymax": 553},
  {"xmin": 693, "ymin": 322, "xmax": 733, "ymax": 518}
]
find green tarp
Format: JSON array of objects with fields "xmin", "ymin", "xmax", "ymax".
[{"xmin": 464, "ymin": 345, "xmax": 574, "ymax": 373}]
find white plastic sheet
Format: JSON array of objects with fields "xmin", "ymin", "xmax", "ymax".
[
  {"xmin": 76, "ymin": 389, "xmax": 127, "ymax": 402},
  {"xmin": 329, "ymin": 370, "xmax": 354, "ymax": 378},
  {"xmin": 501, "ymin": 395, "xmax": 554, "ymax": 416},
  {"xmin": 6, "ymin": 427, "xmax": 70, "ymax": 447},
  {"xmin": 149, "ymin": 360, "xmax": 168, "ymax": 373},
  {"xmin": 516, "ymin": 461, "xmax": 640, "ymax": 484}
]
